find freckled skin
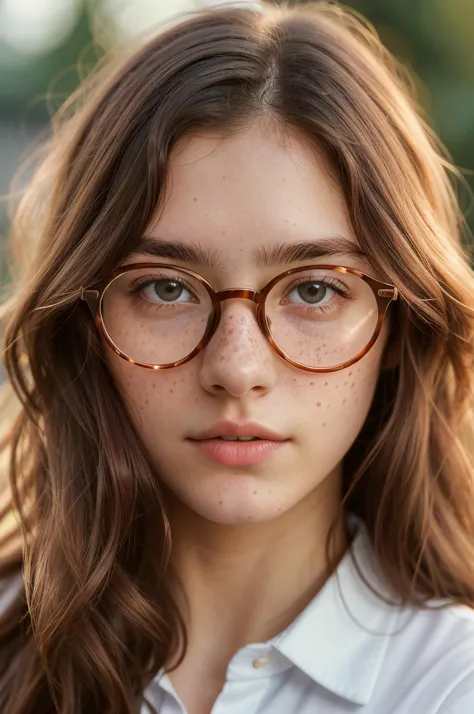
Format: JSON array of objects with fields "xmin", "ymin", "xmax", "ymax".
[{"xmin": 107, "ymin": 125, "xmax": 390, "ymax": 526}]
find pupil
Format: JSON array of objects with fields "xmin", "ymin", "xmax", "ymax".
[
  {"xmin": 299, "ymin": 282, "xmax": 325, "ymax": 304},
  {"xmin": 155, "ymin": 280, "xmax": 182, "ymax": 302}
]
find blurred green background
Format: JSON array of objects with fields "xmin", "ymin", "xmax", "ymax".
[{"xmin": 0, "ymin": 0, "xmax": 474, "ymax": 239}]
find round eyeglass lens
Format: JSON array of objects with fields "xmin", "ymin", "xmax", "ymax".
[
  {"xmin": 265, "ymin": 267, "xmax": 379, "ymax": 369},
  {"xmin": 101, "ymin": 267, "xmax": 213, "ymax": 366}
]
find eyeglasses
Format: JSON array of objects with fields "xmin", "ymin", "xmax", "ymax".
[{"xmin": 81, "ymin": 262, "xmax": 398, "ymax": 373}]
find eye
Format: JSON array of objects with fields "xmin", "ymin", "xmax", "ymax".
[
  {"xmin": 139, "ymin": 278, "xmax": 195, "ymax": 304},
  {"xmin": 287, "ymin": 279, "xmax": 339, "ymax": 306}
]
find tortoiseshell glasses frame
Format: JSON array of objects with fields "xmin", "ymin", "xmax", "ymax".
[{"xmin": 81, "ymin": 262, "xmax": 399, "ymax": 374}]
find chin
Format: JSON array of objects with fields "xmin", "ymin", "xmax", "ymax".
[{"xmin": 191, "ymin": 496, "xmax": 289, "ymax": 526}]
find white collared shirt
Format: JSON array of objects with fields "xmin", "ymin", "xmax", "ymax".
[{"xmin": 144, "ymin": 517, "xmax": 474, "ymax": 713}]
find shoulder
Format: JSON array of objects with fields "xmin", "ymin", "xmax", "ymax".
[
  {"xmin": 380, "ymin": 601, "xmax": 474, "ymax": 713},
  {"xmin": 401, "ymin": 598, "xmax": 474, "ymax": 649},
  {"xmin": 436, "ymin": 668, "xmax": 474, "ymax": 714},
  {"xmin": 420, "ymin": 604, "xmax": 474, "ymax": 713},
  {"xmin": 338, "ymin": 520, "xmax": 474, "ymax": 712}
]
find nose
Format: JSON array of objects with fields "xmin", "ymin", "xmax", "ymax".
[{"xmin": 199, "ymin": 301, "xmax": 278, "ymax": 399}]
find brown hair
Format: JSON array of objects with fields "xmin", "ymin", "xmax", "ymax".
[{"xmin": 0, "ymin": 1, "xmax": 473, "ymax": 712}]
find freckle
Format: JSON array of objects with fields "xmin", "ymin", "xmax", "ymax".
[
  {"xmin": 219, "ymin": 501, "xmax": 223, "ymax": 505},
  {"xmin": 193, "ymin": 197, "xmax": 197, "ymax": 201},
  {"xmin": 351, "ymin": 382, "xmax": 355, "ymax": 388},
  {"xmin": 324, "ymin": 381, "xmax": 328, "ymax": 386},
  {"xmin": 344, "ymin": 382, "xmax": 347, "ymax": 386},
  {"xmin": 278, "ymin": 508, "xmax": 282, "ymax": 512},
  {"xmin": 248, "ymin": 516, "xmax": 252, "ymax": 520},
  {"xmin": 349, "ymin": 372, "xmax": 352, "ymax": 376},
  {"xmin": 310, "ymin": 382, "xmax": 314, "ymax": 386},
  {"xmin": 316, "ymin": 401, "xmax": 321, "ymax": 407},
  {"xmin": 335, "ymin": 385, "xmax": 339, "ymax": 389},
  {"xmin": 180, "ymin": 378, "xmax": 184, "ymax": 383},
  {"xmin": 322, "ymin": 422, "xmax": 326, "ymax": 427},
  {"xmin": 343, "ymin": 399, "xmax": 346, "ymax": 404},
  {"xmin": 195, "ymin": 398, "xmax": 199, "ymax": 402},
  {"xmin": 170, "ymin": 389, "xmax": 174, "ymax": 393},
  {"xmin": 268, "ymin": 489, "xmax": 272, "ymax": 493},
  {"xmin": 222, "ymin": 175, "xmax": 226, "ymax": 179},
  {"xmin": 145, "ymin": 400, "xmax": 149, "ymax": 405},
  {"xmin": 253, "ymin": 490, "xmax": 257, "ymax": 495}
]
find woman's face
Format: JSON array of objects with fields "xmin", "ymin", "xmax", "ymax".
[{"xmin": 106, "ymin": 124, "xmax": 390, "ymax": 525}]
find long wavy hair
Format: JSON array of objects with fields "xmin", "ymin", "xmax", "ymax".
[{"xmin": 0, "ymin": 1, "xmax": 473, "ymax": 712}]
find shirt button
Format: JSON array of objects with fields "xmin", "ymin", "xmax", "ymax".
[{"xmin": 252, "ymin": 657, "xmax": 270, "ymax": 669}]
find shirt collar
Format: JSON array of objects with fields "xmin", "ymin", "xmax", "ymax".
[{"xmin": 273, "ymin": 514, "xmax": 403, "ymax": 706}]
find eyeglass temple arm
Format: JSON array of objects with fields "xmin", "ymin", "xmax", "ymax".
[
  {"xmin": 378, "ymin": 287, "xmax": 398, "ymax": 300},
  {"xmin": 80, "ymin": 288, "xmax": 100, "ymax": 316}
]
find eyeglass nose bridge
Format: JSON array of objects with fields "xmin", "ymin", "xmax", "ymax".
[
  {"xmin": 212, "ymin": 288, "xmax": 268, "ymax": 329},
  {"xmin": 215, "ymin": 288, "xmax": 262, "ymax": 304},
  {"xmin": 207, "ymin": 288, "xmax": 273, "ymax": 346}
]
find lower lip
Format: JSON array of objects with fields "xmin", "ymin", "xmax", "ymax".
[{"xmin": 189, "ymin": 439, "xmax": 287, "ymax": 466}]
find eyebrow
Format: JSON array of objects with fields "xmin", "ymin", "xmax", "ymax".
[
  {"xmin": 135, "ymin": 235, "xmax": 369, "ymax": 268},
  {"xmin": 254, "ymin": 236, "xmax": 369, "ymax": 268}
]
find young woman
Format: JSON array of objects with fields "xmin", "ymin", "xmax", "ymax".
[{"xmin": 0, "ymin": 1, "xmax": 473, "ymax": 713}]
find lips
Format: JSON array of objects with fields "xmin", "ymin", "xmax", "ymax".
[
  {"xmin": 189, "ymin": 421, "xmax": 287, "ymax": 442},
  {"xmin": 187, "ymin": 421, "xmax": 289, "ymax": 467}
]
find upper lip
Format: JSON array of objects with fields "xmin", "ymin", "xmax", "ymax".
[{"xmin": 189, "ymin": 421, "xmax": 288, "ymax": 441}]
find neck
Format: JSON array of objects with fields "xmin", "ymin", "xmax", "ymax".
[{"xmin": 164, "ymin": 469, "xmax": 348, "ymax": 660}]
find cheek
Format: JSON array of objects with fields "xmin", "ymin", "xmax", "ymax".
[
  {"xmin": 283, "ymin": 365, "xmax": 374, "ymax": 431},
  {"xmin": 284, "ymin": 335, "xmax": 385, "ymax": 461},
  {"xmin": 320, "ymin": 364, "xmax": 377, "ymax": 431},
  {"xmin": 106, "ymin": 355, "xmax": 199, "ymax": 436}
]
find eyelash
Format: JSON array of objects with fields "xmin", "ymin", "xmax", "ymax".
[
  {"xmin": 285, "ymin": 274, "xmax": 349, "ymax": 295},
  {"xmin": 128, "ymin": 274, "xmax": 198, "ymax": 306},
  {"xmin": 282, "ymin": 275, "xmax": 352, "ymax": 314}
]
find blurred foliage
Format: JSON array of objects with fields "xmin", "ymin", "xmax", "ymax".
[
  {"xmin": 0, "ymin": 0, "xmax": 473, "ymax": 234},
  {"xmin": 350, "ymin": 0, "xmax": 474, "ymax": 229},
  {"xmin": 0, "ymin": 2, "xmax": 97, "ymax": 123}
]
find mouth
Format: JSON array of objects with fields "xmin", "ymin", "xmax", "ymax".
[
  {"xmin": 212, "ymin": 436, "xmax": 263, "ymax": 442},
  {"xmin": 189, "ymin": 421, "xmax": 288, "ymax": 442},
  {"xmin": 188, "ymin": 422, "xmax": 289, "ymax": 466}
]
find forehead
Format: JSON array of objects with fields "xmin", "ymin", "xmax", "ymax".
[{"xmin": 145, "ymin": 124, "xmax": 360, "ymax": 274}]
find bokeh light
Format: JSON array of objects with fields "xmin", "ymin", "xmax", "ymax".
[{"xmin": 0, "ymin": 0, "xmax": 81, "ymax": 56}]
